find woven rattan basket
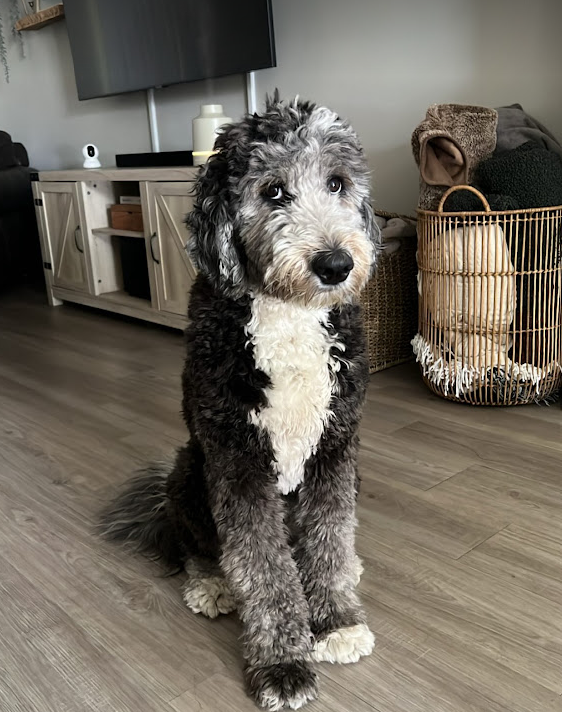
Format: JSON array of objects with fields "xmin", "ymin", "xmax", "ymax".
[
  {"xmin": 360, "ymin": 210, "xmax": 418, "ymax": 374},
  {"xmin": 414, "ymin": 186, "xmax": 562, "ymax": 405}
]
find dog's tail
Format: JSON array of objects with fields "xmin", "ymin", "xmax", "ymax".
[{"xmin": 98, "ymin": 461, "xmax": 183, "ymax": 569}]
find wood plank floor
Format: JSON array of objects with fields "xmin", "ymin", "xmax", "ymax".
[{"xmin": 1, "ymin": 289, "xmax": 561, "ymax": 712}]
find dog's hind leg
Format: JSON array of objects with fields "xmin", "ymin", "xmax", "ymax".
[
  {"xmin": 293, "ymin": 448, "xmax": 375, "ymax": 665},
  {"xmin": 167, "ymin": 444, "xmax": 236, "ymax": 617},
  {"xmin": 183, "ymin": 556, "xmax": 236, "ymax": 618}
]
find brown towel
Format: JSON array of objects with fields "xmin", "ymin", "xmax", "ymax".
[{"xmin": 412, "ymin": 104, "xmax": 498, "ymax": 210}]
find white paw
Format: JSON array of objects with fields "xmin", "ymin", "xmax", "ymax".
[
  {"xmin": 259, "ymin": 689, "xmax": 311, "ymax": 711},
  {"xmin": 311, "ymin": 623, "xmax": 375, "ymax": 664},
  {"xmin": 249, "ymin": 662, "xmax": 318, "ymax": 711},
  {"xmin": 182, "ymin": 576, "xmax": 236, "ymax": 618}
]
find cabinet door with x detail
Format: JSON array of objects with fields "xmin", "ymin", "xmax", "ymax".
[
  {"xmin": 35, "ymin": 182, "xmax": 91, "ymax": 294},
  {"xmin": 143, "ymin": 181, "xmax": 196, "ymax": 317}
]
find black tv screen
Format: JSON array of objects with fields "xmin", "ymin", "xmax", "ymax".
[{"xmin": 63, "ymin": 0, "xmax": 276, "ymax": 100}]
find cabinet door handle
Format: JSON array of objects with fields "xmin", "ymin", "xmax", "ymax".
[
  {"xmin": 74, "ymin": 225, "xmax": 84, "ymax": 253},
  {"xmin": 150, "ymin": 232, "xmax": 160, "ymax": 264}
]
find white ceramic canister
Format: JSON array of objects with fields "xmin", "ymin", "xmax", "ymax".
[{"xmin": 192, "ymin": 104, "xmax": 233, "ymax": 166}]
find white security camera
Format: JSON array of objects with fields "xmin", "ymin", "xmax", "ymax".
[{"xmin": 82, "ymin": 144, "xmax": 101, "ymax": 168}]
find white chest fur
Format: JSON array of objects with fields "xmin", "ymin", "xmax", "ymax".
[{"xmin": 246, "ymin": 295, "xmax": 344, "ymax": 494}]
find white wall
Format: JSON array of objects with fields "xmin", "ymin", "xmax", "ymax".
[{"xmin": 1, "ymin": 0, "xmax": 560, "ymax": 212}]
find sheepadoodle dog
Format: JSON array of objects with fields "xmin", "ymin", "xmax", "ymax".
[{"xmin": 101, "ymin": 94, "xmax": 379, "ymax": 710}]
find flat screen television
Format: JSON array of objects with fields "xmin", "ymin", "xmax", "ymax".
[{"xmin": 63, "ymin": 0, "xmax": 276, "ymax": 100}]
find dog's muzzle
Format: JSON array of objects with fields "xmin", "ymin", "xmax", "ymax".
[{"xmin": 311, "ymin": 249, "xmax": 354, "ymax": 285}]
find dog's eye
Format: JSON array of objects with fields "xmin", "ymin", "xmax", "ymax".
[
  {"xmin": 263, "ymin": 184, "xmax": 284, "ymax": 200},
  {"xmin": 328, "ymin": 176, "xmax": 343, "ymax": 194}
]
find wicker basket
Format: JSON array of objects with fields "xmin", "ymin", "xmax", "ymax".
[
  {"xmin": 361, "ymin": 210, "xmax": 418, "ymax": 373},
  {"xmin": 415, "ymin": 186, "xmax": 562, "ymax": 405}
]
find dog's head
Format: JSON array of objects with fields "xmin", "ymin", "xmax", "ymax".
[{"xmin": 187, "ymin": 93, "xmax": 379, "ymax": 307}]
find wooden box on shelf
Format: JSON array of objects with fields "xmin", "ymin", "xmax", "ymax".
[{"xmin": 110, "ymin": 203, "xmax": 144, "ymax": 232}]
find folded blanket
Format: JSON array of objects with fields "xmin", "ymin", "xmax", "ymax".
[
  {"xmin": 496, "ymin": 103, "xmax": 562, "ymax": 157},
  {"xmin": 412, "ymin": 104, "xmax": 498, "ymax": 210},
  {"xmin": 474, "ymin": 140, "xmax": 562, "ymax": 209},
  {"xmin": 420, "ymin": 223, "xmax": 516, "ymax": 372},
  {"xmin": 375, "ymin": 216, "xmax": 416, "ymax": 254},
  {"xmin": 382, "ymin": 217, "xmax": 417, "ymax": 239}
]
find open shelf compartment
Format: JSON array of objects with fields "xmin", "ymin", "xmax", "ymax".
[{"xmin": 90, "ymin": 232, "xmax": 154, "ymax": 308}]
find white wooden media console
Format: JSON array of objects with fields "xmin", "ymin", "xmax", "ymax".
[{"xmin": 32, "ymin": 166, "xmax": 199, "ymax": 330}]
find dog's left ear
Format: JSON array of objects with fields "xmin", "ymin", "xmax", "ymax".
[
  {"xmin": 186, "ymin": 151, "xmax": 247, "ymax": 297},
  {"xmin": 361, "ymin": 198, "xmax": 382, "ymax": 256}
]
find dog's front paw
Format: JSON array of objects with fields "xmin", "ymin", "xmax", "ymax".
[
  {"xmin": 246, "ymin": 661, "xmax": 318, "ymax": 710},
  {"xmin": 311, "ymin": 623, "xmax": 375, "ymax": 664}
]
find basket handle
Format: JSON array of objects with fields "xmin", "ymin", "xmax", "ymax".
[{"xmin": 437, "ymin": 185, "xmax": 491, "ymax": 213}]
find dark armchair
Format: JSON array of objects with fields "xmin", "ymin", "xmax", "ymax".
[{"xmin": 0, "ymin": 131, "xmax": 42, "ymax": 292}]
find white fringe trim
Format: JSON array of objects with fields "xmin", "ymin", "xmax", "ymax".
[{"xmin": 411, "ymin": 333, "xmax": 560, "ymax": 399}]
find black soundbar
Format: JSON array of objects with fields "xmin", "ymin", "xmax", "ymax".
[{"xmin": 116, "ymin": 150, "xmax": 194, "ymax": 168}]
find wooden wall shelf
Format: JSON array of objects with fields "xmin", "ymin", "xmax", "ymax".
[{"xmin": 15, "ymin": 4, "xmax": 64, "ymax": 32}]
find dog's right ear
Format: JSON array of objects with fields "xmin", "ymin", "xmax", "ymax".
[{"xmin": 186, "ymin": 151, "xmax": 247, "ymax": 297}]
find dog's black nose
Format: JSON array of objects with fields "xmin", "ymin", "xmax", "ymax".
[{"xmin": 311, "ymin": 250, "xmax": 354, "ymax": 285}]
